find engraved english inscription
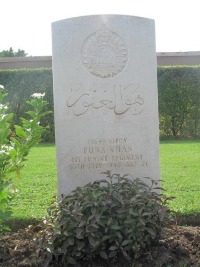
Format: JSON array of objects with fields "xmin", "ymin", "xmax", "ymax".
[
  {"xmin": 81, "ymin": 25, "xmax": 128, "ymax": 78},
  {"xmin": 68, "ymin": 137, "xmax": 148, "ymax": 171}
]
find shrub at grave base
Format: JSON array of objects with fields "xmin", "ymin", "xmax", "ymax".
[{"xmin": 40, "ymin": 171, "xmax": 173, "ymax": 266}]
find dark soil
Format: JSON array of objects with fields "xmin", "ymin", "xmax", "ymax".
[{"xmin": 0, "ymin": 225, "xmax": 200, "ymax": 267}]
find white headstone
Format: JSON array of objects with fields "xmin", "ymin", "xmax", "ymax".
[{"xmin": 52, "ymin": 15, "xmax": 160, "ymax": 195}]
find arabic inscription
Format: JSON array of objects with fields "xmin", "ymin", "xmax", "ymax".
[{"xmin": 67, "ymin": 83, "xmax": 144, "ymax": 116}]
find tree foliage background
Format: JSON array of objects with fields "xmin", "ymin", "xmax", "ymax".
[{"xmin": 0, "ymin": 47, "xmax": 27, "ymax": 57}]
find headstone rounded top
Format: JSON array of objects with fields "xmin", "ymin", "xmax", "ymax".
[
  {"xmin": 81, "ymin": 25, "xmax": 128, "ymax": 78},
  {"xmin": 52, "ymin": 14, "xmax": 154, "ymax": 24}
]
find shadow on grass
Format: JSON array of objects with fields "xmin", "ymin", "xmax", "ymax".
[
  {"xmin": 160, "ymin": 138, "xmax": 200, "ymax": 144},
  {"xmin": 174, "ymin": 212, "xmax": 200, "ymax": 226},
  {"xmin": 5, "ymin": 212, "xmax": 200, "ymax": 232},
  {"xmin": 6, "ymin": 218, "xmax": 41, "ymax": 232}
]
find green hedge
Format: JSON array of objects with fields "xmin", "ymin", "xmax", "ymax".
[
  {"xmin": 0, "ymin": 66, "xmax": 200, "ymax": 141},
  {"xmin": 0, "ymin": 68, "xmax": 54, "ymax": 142},
  {"xmin": 158, "ymin": 66, "xmax": 200, "ymax": 138}
]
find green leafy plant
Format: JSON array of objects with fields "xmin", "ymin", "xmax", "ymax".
[
  {"xmin": 0, "ymin": 85, "xmax": 50, "ymax": 232},
  {"xmin": 38, "ymin": 171, "xmax": 173, "ymax": 266},
  {"xmin": 0, "ymin": 68, "xmax": 54, "ymax": 142}
]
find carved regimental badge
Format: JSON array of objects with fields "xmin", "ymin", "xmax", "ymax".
[{"xmin": 81, "ymin": 25, "xmax": 128, "ymax": 78}]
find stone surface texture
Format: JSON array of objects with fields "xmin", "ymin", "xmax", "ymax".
[{"xmin": 52, "ymin": 15, "xmax": 159, "ymax": 195}]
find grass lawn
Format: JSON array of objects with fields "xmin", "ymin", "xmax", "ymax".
[
  {"xmin": 10, "ymin": 144, "xmax": 57, "ymax": 223},
  {"xmin": 9, "ymin": 140, "xmax": 200, "ymax": 226},
  {"xmin": 160, "ymin": 140, "xmax": 200, "ymax": 224}
]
